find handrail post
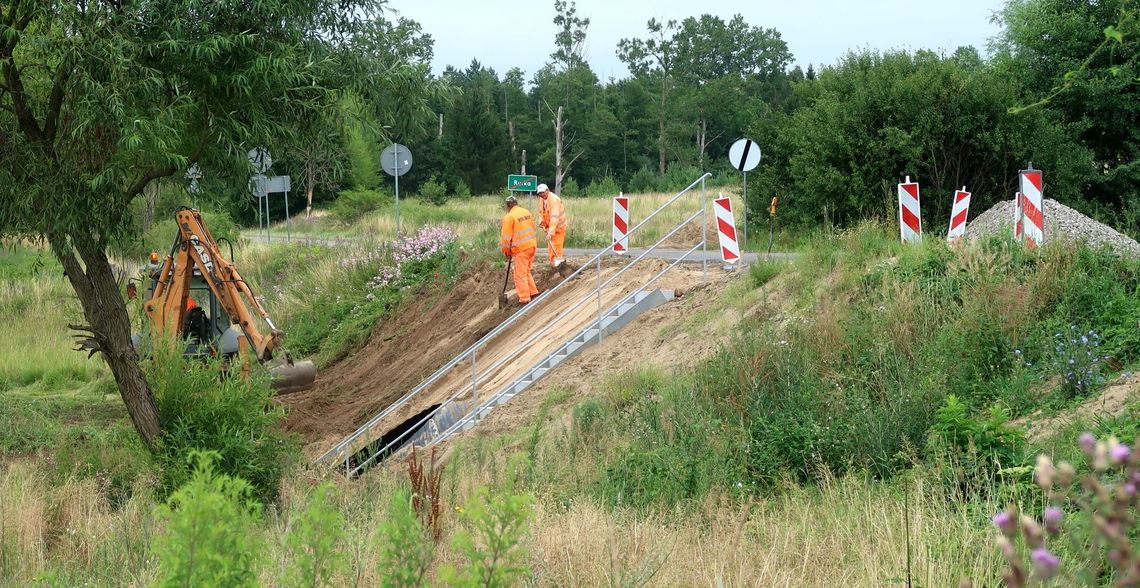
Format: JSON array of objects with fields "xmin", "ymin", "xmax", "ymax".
[
  {"xmin": 471, "ymin": 350, "xmax": 477, "ymax": 399},
  {"xmin": 596, "ymin": 255, "xmax": 602, "ymax": 343},
  {"xmin": 701, "ymin": 175, "xmax": 708, "ymax": 284}
]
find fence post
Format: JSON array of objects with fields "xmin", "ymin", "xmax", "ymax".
[{"xmin": 701, "ymin": 176, "xmax": 708, "ymax": 284}]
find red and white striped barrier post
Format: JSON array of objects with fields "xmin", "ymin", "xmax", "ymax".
[
  {"xmin": 947, "ymin": 186, "xmax": 972, "ymax": 241},
  {"xmin": 612, "ymin": 193, "xmax": 629, "ymax": 254},
  {"xmin": 897, "ymin": 176, "xmax": 922, "ymax": 244},
  {"xmin": 1019, "ymin": 168, "xmax": 1044, "ymax": 248},
  {"xmin": 713, "ymin": 196, "xmax": 741, "ymax": 264},
  {"xmin": 1013, "ymin": 192, "xmax": 1024, "ymax": 241}
]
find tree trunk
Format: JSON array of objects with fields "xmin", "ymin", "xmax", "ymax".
[
  {"xmin": 554, "ymin": 105, "xmax": 564, "ymax": 195},
  {"xmin": 658, "ymin": 79, "xmax": 668, "ymax": 176},
  {"xmin": 142, "ymin": 182, "xmax": 158, "ymax": 231},
  {"xmin": 697, "ymin": 118, "xmax": 708, "ymax": 170},
  {"xmin": 305, "ymin": 161, "xmax": 315, "ymax": 218},
  {"xmin": 55, "ymin": 235, "xmax": 162, "ymax": 449}
]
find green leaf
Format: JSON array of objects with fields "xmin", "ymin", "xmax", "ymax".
[{"xmin": 1104, "ymin": 25, "xmax": 1124, "ymax": 44}]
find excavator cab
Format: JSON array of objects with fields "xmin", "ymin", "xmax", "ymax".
[{"xmin": 133, "ymin": 207, "xmax": 316, "ymax": 394}]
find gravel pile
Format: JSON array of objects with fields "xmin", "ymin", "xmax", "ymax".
[{"xmin": 967, "ymin": 198, "xmax": 1140, "ymax": 257}]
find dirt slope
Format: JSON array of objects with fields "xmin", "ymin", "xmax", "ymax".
[{"xmin": 280, "ymin": 261, "xmax": 567, "ymax": 455}]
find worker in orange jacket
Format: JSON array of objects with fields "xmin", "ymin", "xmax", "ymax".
[
  {"xmin": 536, "ymin": 183, "xmax": 567, "ymax": 267},
  {"xmin": 500, "ymin": 196, "xmax": 539, "ymax": 304}
]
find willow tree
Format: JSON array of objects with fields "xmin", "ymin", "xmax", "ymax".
[{"xmin": 0, "ymin": 0, "xmax": 382, "ymax": 447}]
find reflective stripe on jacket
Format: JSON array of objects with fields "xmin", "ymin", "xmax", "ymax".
[
  {"xmin": 500, "ymin": 206, "xmax": 538, "ymax": 255},
  {"xmin": 539, "ymin": 193, "xmax": 567, "ymax": 232}
]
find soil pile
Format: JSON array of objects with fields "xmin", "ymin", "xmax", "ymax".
[
  {"xmin": 968, "ymin": 198, "xmax": 1140, "ymax": 257},
  {"xmin": 280, "ymin": 261, "xmax": 568, "ymax": 455}
]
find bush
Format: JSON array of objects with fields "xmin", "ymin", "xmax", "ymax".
[
  {"xmin": 377, "ymin": 489, "xmax": 434, "ymax": 587},
  {"xmin": 660, "ymin": 164, "xmax": 703, "ymax": 192},
  {"xmin": 988, "ymin": 434, "xmax": 1140, "ymax": 586},
  {"xmin": 585, "ymin": 176, "xmax": 621, "ymax": 197},
  {"xmin": 283, "ymin": 483, "xmax": 347, "ymax": 587},
  {"xmin": 561, "ymin": 177, "xmax": 582, "ymax": 197},
  {"xmin": 146, "ymin": 345, "xmax": 294, "ymax": 503},
  {"xmin": 154, "ymin": 451, "xmax": 262, "ymax": 587},
  {"xmin": 331, "ymin": 188, "xmax": 390, "ymax": 224},
  {"xmin": 442, "ymin": 486, "xmax": 533, "ymax": 587},
  {"xmin": 419, "ymin": 175, "xmax": 447, "ymax": 206},
  {"xmin": 925, "ymin": 395, "xmax": 1025, "ymax": 499},
  {"xmin": 626, "ymin": 167, "xmax": 658, "ymax": 193},
  {"xmin": 453, "ymin": 179, "xmax": 472, "ymax": 199}
]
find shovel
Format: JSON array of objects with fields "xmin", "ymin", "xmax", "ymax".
[{"xmin": 498, "ymin": 257, "xmax": 513, "ymax": 309}]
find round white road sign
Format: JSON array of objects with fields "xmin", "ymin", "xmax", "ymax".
[
  {"xmin": 728, "ymin": 138, "xmax": 761, "ymax": 172},
  {"xmin": 381, "ymin": 144, "xmax": 413, "ymax": 177}
]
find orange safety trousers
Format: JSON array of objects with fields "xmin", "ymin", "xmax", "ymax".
[
  {"xmin": 512, "ymin": 248, "xmax": 539, "ymax": 303},
  {"xmin": 547, "ymin": 226, "xmax": 566, "ymax": 264}
]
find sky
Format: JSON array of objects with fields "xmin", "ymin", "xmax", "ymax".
[{"xmin": 393, "ymin": 0, "xmax": 1008, "ymax": 80}]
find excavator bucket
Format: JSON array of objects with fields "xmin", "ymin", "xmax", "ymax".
[{"xmin": 269, "ymin": 359, "xmax": 317, "ymax": 395}]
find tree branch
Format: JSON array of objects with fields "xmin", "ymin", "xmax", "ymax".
[
  {"xmin": 126, "ymin": 165, "xmax": 177, "ymax": 201},
  {"xmin": 44, "ymin": 60, "xmax": 74, "ymax": 142},
  {"xmin": 0, "ymin": 6, "xmax": 46, "ymax": 147}
]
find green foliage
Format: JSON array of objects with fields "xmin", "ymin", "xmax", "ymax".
[
  {"xmin": 749, "ymin": 260, "xmax": 782, "ymax": 287},
  {"xmin": 926, "ymin": 395, "xmax": 1026, "ymax": 498},
  {"xmin": 0, "ymin": 245, "xmax": 59, "ymax": 280},
  {"xmin": 283, "ymin": 483, "xmax": 347, "ymax": 588},
  {"xmin": 146, "ymin": 347, "xmax": 294, "ymax": 503},
  {"xmin": 331, "ymin": 189, "xmax": 391, "ymax": 224},
  {"xmin": 585, "ymin": 176, "xmax": 621, "ymax": 197},
  {"xmin": 419, "ymin": 175, "xmax": 448, "ymax": 206},
  {"xmin": 442, "ymin": 486, "xmax": 533, "ymax": 587},
  {"xmin": 770, "ymin": 49, "xmax": 1091, "ymax": 227},
  {"xmin": 626, "ymin": 167, "xmax": 658, "ymax": 193},
  {"xmin": 154, "ymin": 451, "xmax": 262, "ymax": 588},
  {"xmin": 376, "ymin": 489, "xmax": 434, "ymax": 588},
  {"xmin": 453, "ymin": 179, "xmax": 472, "ymax": 199},
  {"xmin": 561, "ymin": 177, "xmax": 582, "ymax": 197},
  {"xmin": 997, "ymin": 0, "xmax": 1140, "ymax": 209}
]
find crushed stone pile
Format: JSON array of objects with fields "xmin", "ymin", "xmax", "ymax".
[{"xmin": 967, "ymin": 198, "xmax": 1140, "ymax": 257}]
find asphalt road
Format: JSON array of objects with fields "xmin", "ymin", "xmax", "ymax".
[{"xmin": 242, "ymin": 233, "xmax": 797, "ymax": 264}]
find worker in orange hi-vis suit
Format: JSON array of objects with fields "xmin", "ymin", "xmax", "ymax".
[
  {"xmin": 536, "ymin": 183, "xmax": 568, "ymax": 267},
  {"xmin": 500, "ymin": 196, "xmax": 539, "ymax": 304}
]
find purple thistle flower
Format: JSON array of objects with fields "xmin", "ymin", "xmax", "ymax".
[
  {"xmin": 1111, "ymin": 444, "xmax": 1131, "ymax": 465},
  {"xmin": 993, "ymin": 511, "xmax": 1017, "ymax": 537},
  {"xmin": 1044, "ymin": 507, "xmax": 1062, "ymax": 535},
  {"xmin": 1031, "ymin": 548, "xmax": 1060, "ymax": 579},
  {"xmin": 1080, "ymin": 432, "xmax": 1096, "ymax": 456}
]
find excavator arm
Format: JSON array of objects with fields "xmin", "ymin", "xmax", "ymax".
[{"xmin": 142, "ymin": 208, "xmax": 315, "ymax": 393}]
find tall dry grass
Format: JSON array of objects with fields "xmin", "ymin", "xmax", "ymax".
[
  {"xmin": 0, "ymin": 454, "xmax": 1001, "ymax": 587},
  {"xmin": 351, "ymin": 190, "xmax": 743, "ymax": 250},
  {"xmin": 0, "ymin": 273, "xmax": 107, "ymax": 389}
]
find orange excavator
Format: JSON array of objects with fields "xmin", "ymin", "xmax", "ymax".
[{"xmin": 130, "ymin": 207, "xmax": 316, "ymax": 393}]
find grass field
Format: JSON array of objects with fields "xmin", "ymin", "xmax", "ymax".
[
  {"xmin": 4, "ymin": 220, "xmax": 1140, "ymax": 585},
  {"xmin": 265, "ymin": 189, "xmax": 808, "ymax": 253}
]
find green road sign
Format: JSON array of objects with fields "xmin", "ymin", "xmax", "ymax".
[{"xmin": 508, "ymin": 174, "xmax": 538, "ymax": 192}]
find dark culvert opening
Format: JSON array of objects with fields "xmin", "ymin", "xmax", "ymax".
[{"xmin": 347, "ymin": 403, "xmax": 441, "ymax": 478}]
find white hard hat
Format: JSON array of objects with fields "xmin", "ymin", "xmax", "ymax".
[{"xmin": 536, "ymin": 183, "xmax": 549, "ymax": 193}]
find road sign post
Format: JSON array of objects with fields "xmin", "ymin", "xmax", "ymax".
[
  {"xmin": 507, "ymin": 175, "xmax": 538, "ymax": 192},
  {"xmin": 381, "ymin": 144, "xmax": 413, "ymax": 237},
  {"xmin": 248, "ymin": 148, "xmax": 272, "ymax": 243},
  {"xmin": 728, "ymin": 138, "xmax": 761, "ymax": 251},
  {"xmin": 266, "ymin": 175, "xmax": 292, "ymax": 243}
]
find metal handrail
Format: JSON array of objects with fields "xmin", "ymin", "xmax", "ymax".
[
  {"xmin": 434, "ymin": 239, "xmax": 706, "ymax": 445},
  {"xmin": 343, "ymin": 206, "xmax": 707, "ymax": 476},
  {"xmin": 317, "ymin": 172, "xmax": 711, "ymax": 469}
]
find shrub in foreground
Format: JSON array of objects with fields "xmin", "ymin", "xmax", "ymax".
[
  {"xmin": 146, "ymin": 345, "xmax": 294, "ymax": 503},
  {"xmin": 985, "ymin": 433, "xmax": 1140, "ymax": 587}
]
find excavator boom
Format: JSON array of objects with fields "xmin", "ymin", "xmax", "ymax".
[{"xmin": 141, "ymin": 207, "xmax": 315, "ymax": 393}]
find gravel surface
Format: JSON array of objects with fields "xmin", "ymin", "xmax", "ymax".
[{"xmin": 967, "ymin": 198, "xmax": 1140, "ymax": 257}]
